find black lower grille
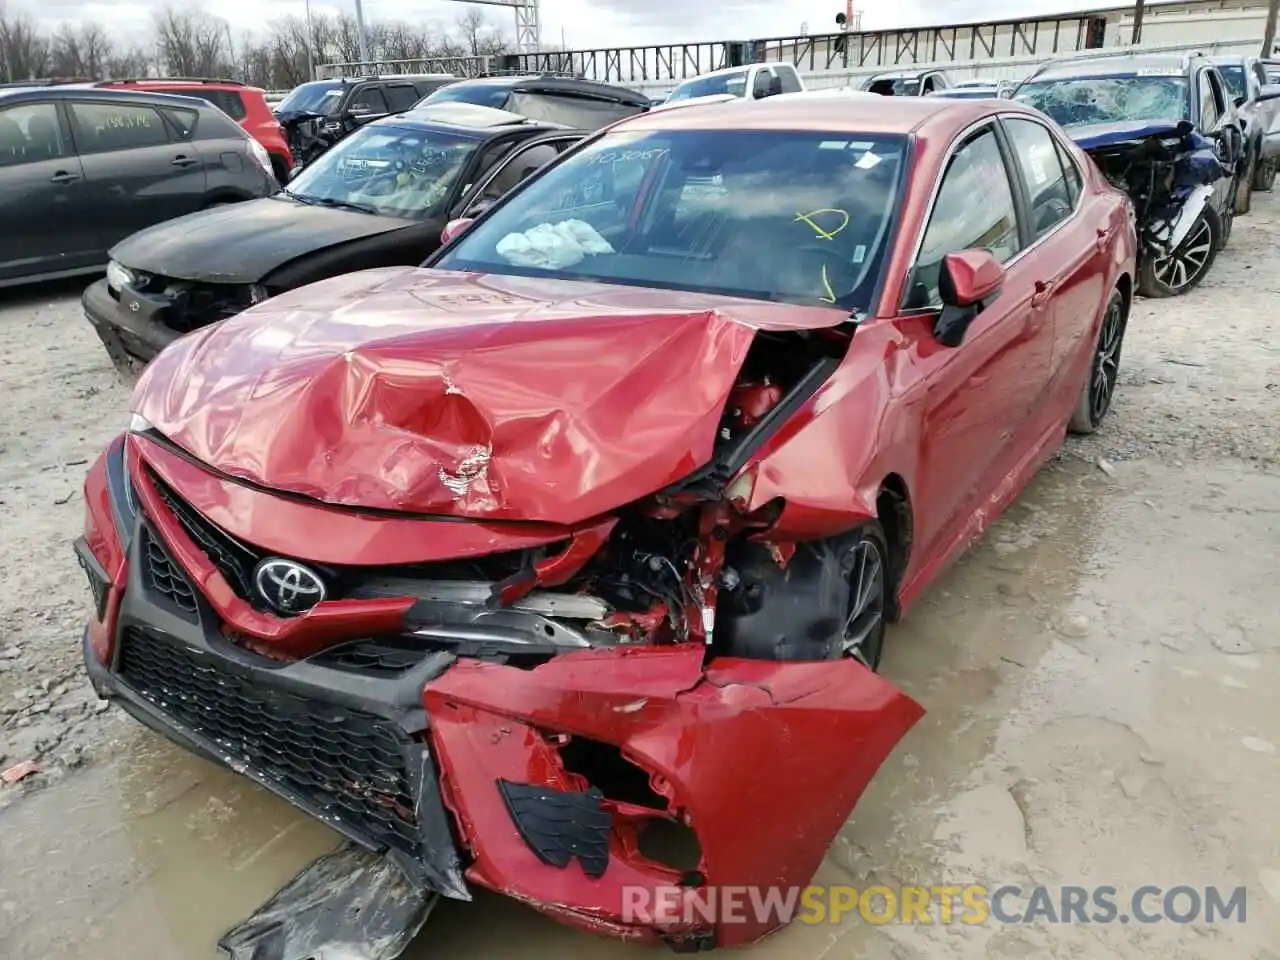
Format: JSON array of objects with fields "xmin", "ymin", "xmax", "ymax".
[
  {"xmin": 140, "ymin": 526, "xmax": 199, "ymax": 620},
  {"xmin": 118, "ymin": 627, "xmax": 421, "ymax": 857}
]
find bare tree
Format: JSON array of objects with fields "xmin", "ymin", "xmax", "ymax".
[
  {"xmin": 153, "ymin": 6, "xmax": 232, "ymax": 78},
  {"xmin": 0, "ymin": 9, "xmax": 50, "ymax": 81},
  {"xmin": 49, "ymin": 21, "xmax": 114, "ymax": 78},
  {"xmin": 455, "ymin": 8, "xmax": 508, "ymax": 57}
]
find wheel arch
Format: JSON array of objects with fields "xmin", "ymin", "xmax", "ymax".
[{"xmin": 874, "ymin": 473, "xmax": 913, "ymax": 622}]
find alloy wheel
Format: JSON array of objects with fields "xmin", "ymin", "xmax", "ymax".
[
  {"xmin": 1150, "ymin": 216, "xmax": 1214, "ymax": 292},
  {"xmin": 1089, "ymin": 294, "xmax": 1124, "ymax": 423},
  {"xmin": 841, "ymin": 537, "xmax": 886, "ymax": 669}
]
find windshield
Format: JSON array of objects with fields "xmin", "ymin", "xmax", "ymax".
[
  {"xmin": 423, "ymin": 83, "xmax": 511, "ymax": 109},
  {"xmin": 285, "ymin": 123, "xmax": 480, "ymax": 220},
  {"xmin": 666, "ymin": 71, "xmax": 749, "ymax": 102},
  {"xmin": 1015, "ymin": 76, "xmax": 1188, "ymax": 127},
  {"xmin": 436, "ymin": 128, "xmax": 907, "ymax": 311},
  {"xmin": 276, "ymin": 81, "xmax": 345, "ymax": 116},
  {"xmin": 1218, "ymin": 65, "xmax": 1246, "ymax": 100}
]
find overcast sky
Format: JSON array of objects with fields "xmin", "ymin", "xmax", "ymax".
[{"xmin": 20, "ymin": 0, "xmax": 1118, "ymax": 49}]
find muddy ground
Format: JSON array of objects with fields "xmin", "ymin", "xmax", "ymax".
[{"xmin": 1, "ymin": 196, "xmax": 1278, "ymax": 959}]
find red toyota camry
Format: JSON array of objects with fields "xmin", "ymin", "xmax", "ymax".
[{"xmin": 76, "ymin": 95, "xmax": 1135, "ymax": 949}]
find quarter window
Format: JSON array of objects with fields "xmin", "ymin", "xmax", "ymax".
[
  {"xmin": 1003, "ymin": 118, "xmax": 1076, "ymax": 239},
  {"xmin": 0, "ymin": 102, "xmax": 66, "ymax": 166},
  {"xmin": 385, "ymin": 84, "xmax": 420, "ymax": 112},
  {"xmin": 69, "ymin": 102, "xmax": 170, "ymax": 153},
  {"xmin": 906, "ymin": 127, "xmax": 1021, "ymax": 309}
]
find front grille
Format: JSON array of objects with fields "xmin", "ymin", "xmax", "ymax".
[
  {"xmin": 139, "ymin": 525, "xmax": 199, "ymax": 620},
  {"xmin": 118, "ymin": 627, "xmax": 421, "ymax": 857},
  {"xmin": 310, "ymin": 637, "xmax": 433, "ymax": 676},
  {"xmin": 151, "ymin": 472, "xmax": 259, "ymax": 601}
]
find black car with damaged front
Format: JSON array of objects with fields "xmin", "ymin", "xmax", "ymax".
[
  {"xmin": 1014, "ymin": 53, "xmax": 1265, "ymax": 297},
  {"xmin": 83, "ymin": 103, "xmax": 584, "ymax": 378}
]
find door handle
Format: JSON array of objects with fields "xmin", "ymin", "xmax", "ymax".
[
  {"xmin": 1031, "ymin": 279, "xmax": 1054, "ymax": 309},
  {"xmin": 49, "ymin": 170, "xmax": 79, "ymax": 184},
  {"xmin": 1096, "ymin": 226, "xmax": 1114, "ymax": 251},
  {"xmin": 170, "ymin": 156, "xmax": 198, "ymax": 168}
]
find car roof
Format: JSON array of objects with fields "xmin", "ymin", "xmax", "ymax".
[
  {"xmin": 1030, "ymin": 53, "xmax": 1197, "ymax": 80},
  {"xmin": 0, "ymin": 85, "xmax": 224, "ymax": 108},
  {"xmin": 443, "ymin": 74, "xmax": 649, "ymax": 105},
  {"xmin": 674, "ymin": 65, "xmax": 752, "ymax": 81},
  {"xmin": 616, "ymin": 91, "xmax": 1011, "ymax": 135},
  {"xmin": 868, "ymin": 69, "xmax": 940, "ymax": 81}
]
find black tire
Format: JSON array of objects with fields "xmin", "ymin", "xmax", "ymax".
[
  {"xmin": 832, "ymin": 523, "xmax": 890, "ymax": 671},
  {"xmin": 1068, "ymin": 288, "xmax": 1127, "ymax": 435},
  {"xmin": 1254, "ymin": 155, "xmax": 1277, "ymax": 192},
  {"xmin": 1234, "ymin": 154, "xmax": 1254, "ymax": 215},
  {"xmin": 1136, "ymin": 204, "xmax": 1221, "ymax": 298}
]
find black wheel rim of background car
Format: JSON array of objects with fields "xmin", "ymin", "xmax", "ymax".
[
  {"xmin": 1090, "ymin": 295, "xmax": 1125, "ymax": 423},
  {"xmin": 842, "ymin": 538, "xmax": 886, "ymax": 669},
  {"xmin": 1151, "ymin": 216, "xmax": 1214, "ymax": 292}
]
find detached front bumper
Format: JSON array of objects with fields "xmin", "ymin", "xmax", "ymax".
[{"xmin": 82, "ymin": 278, "xmax": 180, "ymax": 378}]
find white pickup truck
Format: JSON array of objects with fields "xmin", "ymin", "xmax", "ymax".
[{"xmin": 664, "ymin": 63, "xmax": 806, "ymax": 104}]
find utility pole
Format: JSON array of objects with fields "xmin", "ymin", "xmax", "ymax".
[
  {"xmin": 1131, "ymin": 0, "xmax": 1146, "ymax": 45},
  {"xmin": 354, "ymin": 0, "xmax": 371, "ymax": 66},
  {"xmin": 1264, "ymin": 0, "xmax": 1279, "ymax": 57},
  {"xmin": 304, "ymin": 0, "xmax": 316, "ymax": 80}
]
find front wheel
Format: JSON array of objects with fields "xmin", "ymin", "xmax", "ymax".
[
  {"xmin": 1068, "ymin": 288, "xmax": 1127, "ymax": 435},
  {"xmin": 1234, "ymin": 154, "xmax": 1254, "ymax": 215},
  {"xmin": 1137, "ymin": 205, "xmax": 1221, "ymax": 298},
  {"xmin": 1255, "ymin": 155, "xmax": 1277, "ymax": 192}
]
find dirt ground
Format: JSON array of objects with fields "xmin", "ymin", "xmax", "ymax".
[{"xmin": 1, "ymin": 195, "xmax": 1278, "ymax": 960}]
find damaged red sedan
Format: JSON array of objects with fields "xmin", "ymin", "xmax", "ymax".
[{"xmin": 75, "ymin": 95, "xmax": 1135, "ymax": 951}]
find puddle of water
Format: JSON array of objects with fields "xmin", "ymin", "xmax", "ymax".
[{"xmin": 17, "ymin": 457, "xmax": 1273, "ymax": 960}]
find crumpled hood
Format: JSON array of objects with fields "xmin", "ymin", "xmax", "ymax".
[
  {"xmin": 133, "ymin": 267, "xmax": 846, "ymax": 526},
  {"xmin": 110, "ymin": 196, "xmax": 416, "ymax": 284},
  {"xmin": 1068, "ymin": 119, "xmax": 1185, "ymax": 152}
]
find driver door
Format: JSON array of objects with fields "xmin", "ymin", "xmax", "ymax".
[{"xmin": 898, "ymin": 122, "xmax": 1047, "ymax": 569}]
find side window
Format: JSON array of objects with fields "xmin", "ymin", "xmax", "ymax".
[
  {"xmin": 905, "ymin": 127, "xmax": 1021, "ymax": 309},
  {"xmin": 161, "ymin": 107, "xmax": 198, "ymax": 140},
  {"xmin": 752, "ymin": 69, "xmax": 772, "ymax": 98},
  {"xmin": 1198, "ymin": 72, "xmax": 1221, "ymax": 127},
  {"xmin": 921, "ymin": 75, "xmax": 937, "ymax": 95},
  {"xmin": 0, "ymin": 102, "xmax": 66, "ymax": 166},
  {"xmin": 349, "ymin": 86, "xmax": 388, "ymax": 115},
  {"xmin": 776, "ymin": 65, "xmax": 803, "ymax": 94},
  {"xmin": 384, "ymin": 84, "xmax": 419, "ymax": 112},
  {"xmin": 478, "ymin": 141, "xmax": 562, "ymax": 203},
  {"xmin": 1003, "ymin": 118, "xmax": 1076, "ymax": 240},
  {"xmin": 68, "ymin": 102, "xmax": 170, "ymax": 153},
  {"xmin": 1055, "ymin": 140, "xmax": 1083, "ymax": 205}
]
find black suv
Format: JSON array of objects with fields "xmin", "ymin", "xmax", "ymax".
[
  {"xmin": 274, "ymin": 74, "xmax": 456, "ymax": 166},
  {"xmin": 0, "ymin": 84, "xmax": 276, "ymax": 288}
]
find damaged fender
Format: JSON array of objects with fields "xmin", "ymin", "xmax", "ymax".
[
  {"xmin": 1162, "ymin": 183, "xmax": 1216, "ymax": 253},
  {"xmin": 424, "ymin": 645, "xmax": 923, "ymax": 947}
]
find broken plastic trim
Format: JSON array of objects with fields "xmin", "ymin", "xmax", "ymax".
[
  {"xmin": 218, "ymin": 841, "xmax": 437, "ymax": 960},
  {"xmin": 659, "ymin": 354, "xmax": 841, "ymax": 500}
]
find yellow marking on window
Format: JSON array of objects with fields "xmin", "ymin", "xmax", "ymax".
[
  {"xmin": 795, "ymin": 208, "xmax": 850, "ymax": 240},
  {"xmin": 819, "ymin": 263, "xmax": 836, "ymax": 304}
]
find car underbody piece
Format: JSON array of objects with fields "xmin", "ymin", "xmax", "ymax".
[{"xmin": 217, "ymin": 841, "xmax": 438, "ymax": 960}]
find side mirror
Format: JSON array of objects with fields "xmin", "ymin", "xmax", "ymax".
[
  {"xmin": 933, "ymin": 249, "xmax": 1005, "ymax": 347},
  {"xmin": 441, "ymin": 217, "xmax": 475, "ymax": 245}
]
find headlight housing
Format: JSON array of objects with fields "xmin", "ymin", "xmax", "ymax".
[{"xmin": 106, "ymin": 260, "xmax": 133, "ymax": 293}]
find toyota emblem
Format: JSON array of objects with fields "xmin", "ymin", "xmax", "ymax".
[{"xmin": 253, "ymin": 558, "xmax": 327, "ymax": 615}]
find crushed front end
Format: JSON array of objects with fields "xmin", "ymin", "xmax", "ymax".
[{"xmin": 76, "ymin": 309, "xmax": 923, "ymax": 950}]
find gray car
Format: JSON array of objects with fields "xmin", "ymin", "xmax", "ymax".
[
  {"xmin": 1210, "ymin": 55, "xmax": 1280, "ymax": 200},
  {"xmin": 0, "ymin": 83, "xmax": 277, "ymax": 288}
]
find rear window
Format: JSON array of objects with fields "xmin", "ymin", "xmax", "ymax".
[{"xmin": 201, "ymin": 90, "xmax": 247, "ymax": 121}]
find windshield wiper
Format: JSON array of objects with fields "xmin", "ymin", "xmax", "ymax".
[
  {"xmin": 281, "ymin": 188, "xmax": 318, "ymax": 205},
  {"xmin": 311, "ymin": 197, "xmax": 380, "ymax": 216}
]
